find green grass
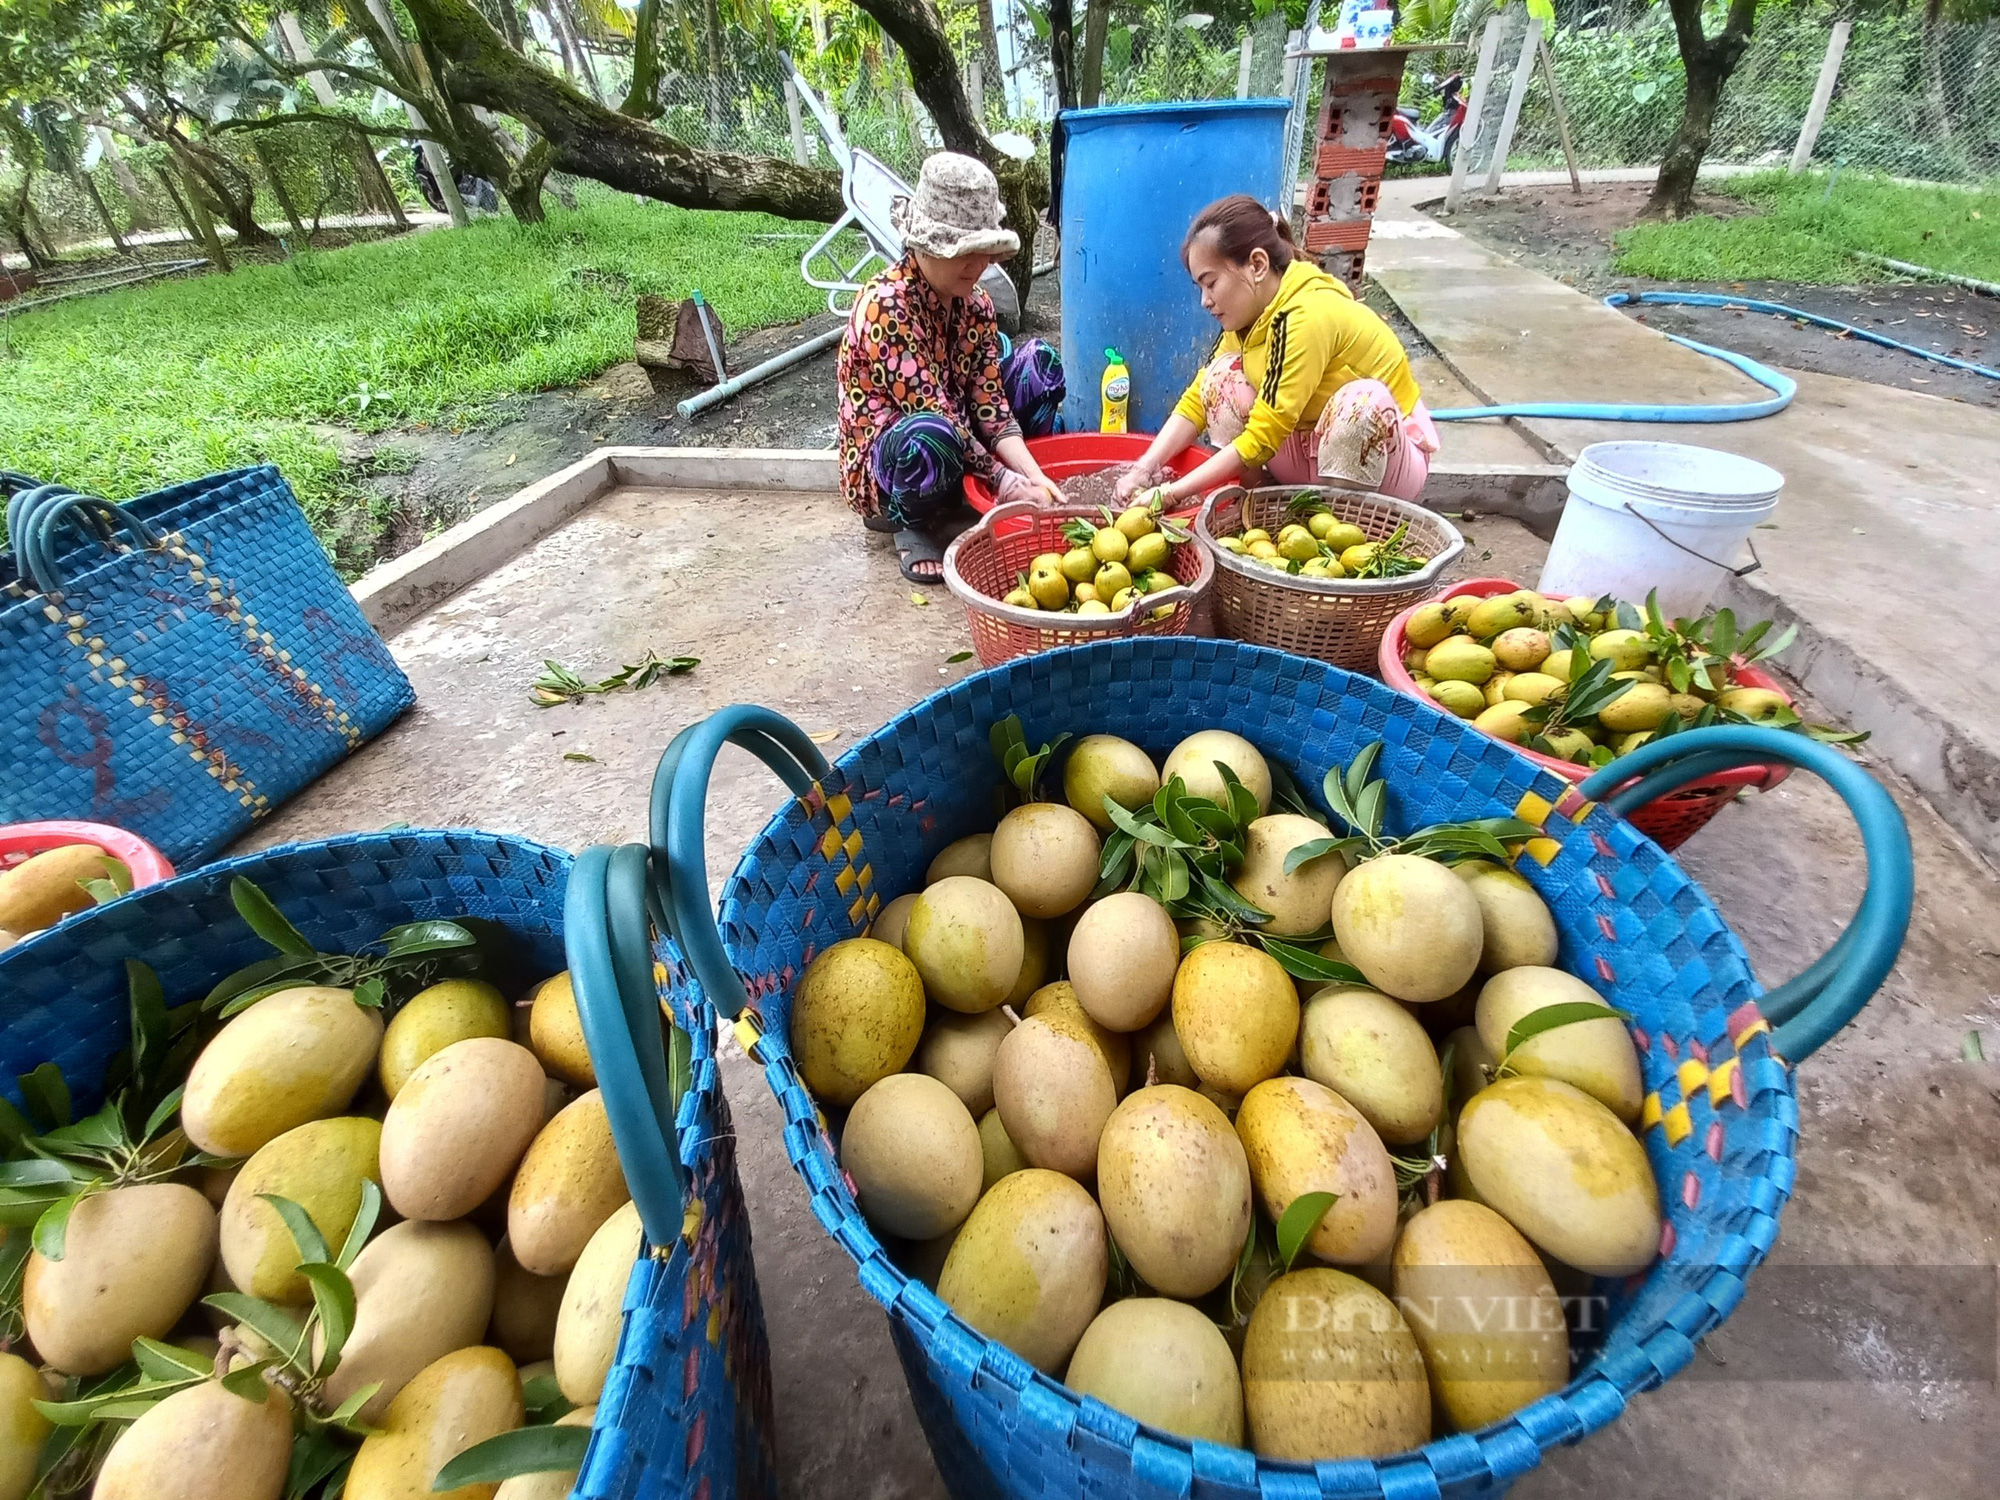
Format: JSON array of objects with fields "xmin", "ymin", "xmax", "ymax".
[
  {"xmin": 0, "ymin": 186, "xmax": 825, "ymax": 571},
  {"xmin": 1613, "ymin": 170, "xmax": 2000, "ymax": 284}
]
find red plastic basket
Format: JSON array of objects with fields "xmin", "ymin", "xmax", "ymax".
[
  {"xmin": 1378, "ymin": 578, "xmax": 1793, "ymax": 850},
  {"xmin": 942, "ymin": 500, "xmax": 1214, "ymax": 667},
  {"xmin": 0, "ymin": 821, "xmax": 176, "ymax": 937},
  {"xmin": 962, "ymin": 432, "xmax": 1214, "ymax": 513}
]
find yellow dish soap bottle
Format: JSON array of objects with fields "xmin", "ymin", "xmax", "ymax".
[{"xmin": 1100, "ymin": 348, "xmax": 1130, "ymax": 433}]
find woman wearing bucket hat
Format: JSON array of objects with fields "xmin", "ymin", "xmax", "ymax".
[
  {"xmin": 838, "ymin": 152, "xmax": 1067, "ymax": 583},
  {"xmin": 1114, "ymin": 194, "xmax": 1438, "ymax": 505}
]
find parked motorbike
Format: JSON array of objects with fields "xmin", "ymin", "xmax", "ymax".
[{"xmin": 1387, "ymin": 73, "xmax": 1467, "ymax": 167}]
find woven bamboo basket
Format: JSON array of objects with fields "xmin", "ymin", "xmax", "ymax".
[
  {"xmin": 942, "ymin": 499, "xmax": 1214, "ymax": 667},
  {"xmin": 1196, "ymin": 484, "xmax": 1463, "ymax": 670}
]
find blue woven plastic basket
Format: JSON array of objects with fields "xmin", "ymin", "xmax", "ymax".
[
  {"xmin": 645, "ymin": 638, "xmax": 1909, "ymax": 1500},
  {"xmin": 1, "ymin": 468, "xmax": 414, "ymax": 868},
  {"xmin": 0, "ymin": 830, "xmax": 775, "ymax": 1500}
]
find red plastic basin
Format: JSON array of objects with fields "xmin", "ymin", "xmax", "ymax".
[{"xmin": 963, "ymin": 432, "xmax": 1215, "ymax": 512}]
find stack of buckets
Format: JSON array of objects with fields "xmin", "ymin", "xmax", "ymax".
[{"xmin": 1539, "ymin": 441, "xmax": 1785, "ymax": 618}]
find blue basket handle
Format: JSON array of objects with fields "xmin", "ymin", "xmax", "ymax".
[
  {"xmin": 1578, "ymin": 725, "xmax": 1912, "ymax": 1062},
  {"xmin": 0, "ymin": 471, "xmax": 45, "ymax": 499},
  {"xmin": 653, "ymin": 706, "xmax": 829, "ymax": 1024},
  {"xmin": 11, "ymin": 487, "xmax": 162, "ymax": 594},
  {"xmin": 565, "ymin": 841, "xmax": 688, "ymax": 1245}
]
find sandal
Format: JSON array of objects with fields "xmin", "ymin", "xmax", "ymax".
[
  {"xmin": 863, "ymin": 513, "xmax": 898, "ymax": 533},
  {"xmin": 895, "ymin": 527, "xmax": 946, "ymax": 585}
]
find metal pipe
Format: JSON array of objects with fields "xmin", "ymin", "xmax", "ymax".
[
  {"xmin": 677, "ymin": 323, "xmax": 844, "ymax": 420},
  {"xmin": 692, "ymin": 289, "xmax": 727, "ymax": 381},
  {"xmin": 1849, "ymin": 250, "xmax": 2000, "ymax": 299}
]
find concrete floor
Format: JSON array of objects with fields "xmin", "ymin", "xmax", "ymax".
[
  {"xmin": 1368, "ymin": 181, "xmax": 2000, "ymax": 873},
  {"xmin": 248, "ymin": 479, "xmax": 2000, "ymax": 1500}
]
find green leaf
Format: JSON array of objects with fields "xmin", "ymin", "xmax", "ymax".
[
  {"xmin": 1751, "ymin": 622, "xmax": 1797, "ymax": 662},
  {"xmin": 521, "ymin": 1373, "xmax": 574, "ymax": 1423},
  {"xmin": 336, "ymin": 1180, "xmax": 384, "ymax": 1271},
  {"xmin": 204, "ymin": 953, "xmax": 320, "ymax": 1012},
  {"xmin": 1199, "ymin": 872, "xmax": 1271, "ymax": 926},
  {"xmin": 352, "ymin": 977, "xmax": 386, "ymax": 1010},
  {"xmin": 258, "ymin": 1193, "xmax": 330, "ymax": 1268},
  {"xmin": 202, "ymin": 1293, "xmax": 308, "ymax": 1363},
  {"xmin": 1229, "ymin": 1218, "xmax": 1259, "ymax": 1319},
  {"xmin": 0, "ymin": 1095, "xmax": 30, "ymax": 1154},
  {"xmin": 431, "ymin": 1425, "xmax": 592, "ymax": 1489},
  {"xmin": 382, "ymin": 920, "xmax": 477, "ymax": 959},
  {"xmin": 1156, "ymin": 786, "xmax": 1205, "ymax": 846},
  {"xmin": 132, "ymin": 1337, "xmax": 213, "ymax": 1381},
  {"xmin": 32, "ymin": 1189, "xmax": 89, "ymax": 1260},
  {"xmin": 1104, "ymin": 798, "xmax": 1176, "ymax": 848},
  {"xmin": 1353, "ymin": 780, "xmax": 1387, "ymax": 840},
  {"xmin": 325, "ymin": 1380, "xmax": 385, "ymax": 1433},
  {"xmin": 989, "ymin": 716, "xmax": 1026, "ymax": 766},
  {"xmin": 300, "ymin": 1263, "xmax": 357, "ymax": 1372},
  {"xmin": 1280, "ymin": 838, "xmax": 1344, "ymax": 876},
  {"xmin": 78, "ymin": 877, "xmax": 123, "ymax": 905},
  {"xmin": 1259, "ymin": 939, "xmax": 1366, "ymax": 987},
  {"xmin": 1667, "ymin": 657, "xmax": 1691, "ymax": 694},
  {"xmin": 34, "ymin": 1375, "xmax": 202, "ymax": 1425},
  {"xmin": 1343, "ymin": 741, "xmax": 1384, "ymax": 809},
  {"xmin": 1643, "ymin": 588, "xmax": 1665, "ymax": 635},
  {"xmin": 1321, "ymin": 765, "xmax": 1356, "ymax": 828},
  {"xmin": 1502, "ymin": 1001, "xmax": 1630, "ymax": 1062},
  {"xmin": 1711, "ymin": 609, "xmax": 1739, "ymax": 662},
  {"xmin": 18, "ymin": 1063, "xmax": 72, "ymax": 1129},
  {"xmin": 1218, "ymin": 763, "xmax": 1260, "ymax": 832},
  {"xmin": 1275, "ymin": 1191, "xmax": 1339, "ymax": 1272},
  {"xmin": 1614, "ymin": 600, "xmax": 1644, "ymax": 632},
  {"xmin": 0, "ymin": 1159, "xmax": 76, "ymax": 1189},
  {"xmin": 220, "ymin": 1360, "xmax": 276, "ymax": 1402},
  {"xmin": 141, "ymin": 1085, "xmax": 185, "ymax": 1144},
  {"xmin": 288, "ymin": 1428, "xmax": 356, "ymax": 1499},
  {"xmin": 946, "ymin": 651, "xmax": 974, "ymax": 663},
  {"xmin": 1154, "ymin": 849, "xmax": 1191, "ymax": 905},
  {"xmin": 231, "ymin": 877, "xmax": 316, "ymax": 956}
]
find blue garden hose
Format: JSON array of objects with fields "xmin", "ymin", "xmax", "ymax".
[
  {"xmin": 1429, "ymin": 289, "xmax": 2000, "ymax": 425},
  {"xmin": 1579, "ymin": 724, "xmax": 1913, "ymax": 1062}
]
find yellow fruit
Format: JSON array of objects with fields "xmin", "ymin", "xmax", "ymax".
[
  {"xmin": 489, "ymin": 1238, "xmax": 566, "ymax": 1364},
  {"xmin": 93, "ymin": 1380, "xmax": 292, "ymax": 1500},
  {"xmin": 1090, "ymin": 527, "xmax": 1129, "ymax": 564},
  {"xmin": 1172, "ymin": 942, "xmax": 1298, "ymax": 1094},
  {"xmin": 1065, "ymin": 1299, "xmax": 1244, "ymax": 1446},
  {"xmin": 977, "ymin": 1107, "xmax": 1029, "ymax": 1192},
  {"xmin": 869, "ymin": 892, "xmax": 917, "ymax": 951},
  {"xmin": 1453, "ymin": 861, "xmax": 1559, "ymax": 974},
  {"xmin": 1218, "ymin": 536, "xmax": 1246, "ymax": 554},
  {"xmin": 1597, "ymin": 681, "xmax": 1673, "ymax": 734},
  {"xmin": 1241, "ymin": 528, "xmax": 1271, "ymax": 545},
  {"xmin": 492, "ymin": 1406, "xmax": 595, "ymax": 1500},
  {"xmin": 0, "ymin": 1351, "xmax": 51, "ymax": 1500},
  {"xmin": 1096, "ymin": 1086, "xmax": 1252, "ymax": 1297},
  {"xmin": 1338, "ymin": 542, "xmax": 1378, "ymax": 572},
  {"xmin": 937, "ymin": 1169, "xmax": 1106, "ymax": 1373},
  {"xmin": 1094, "ymin": 561, "xmax": 1133, "ymax": 597},
  {"xmin": 905, "ymin": 877, "xmax": 1026, "ymax": 1014},
  {"xmin": 1330, "ymin": 853, "xmax": 1483, "ymax": 1003},
  {"xmin": 24, "ymin": 1183, "xmax": 217, "ymax": 1375},
  {"xmin": 182, "ymin": 986, "xmax": 382, "ymax": 1158},
  {"xmin": 1481, "ymin": 670, "xmax": 1515, "ymax": 708},
  {"xmin": 1227, "ymin": 814, "xmax": 1344, "ymax": 937},
  {"xmin": 1029, "ymin": 568, "xmax": 1070, "ymax": 610},
  {"xmin": 1404, "ymin": 602, "xmax": 1456, "ymax": 649},
  {"xmin": 1668, "ymin": 691, "xmax": 1708, "ymax": 721},
  {"xmin": 508, "ymin": 1090, "xmax": 631, "ymax": 1276},
  {"xmin": 1321, "ymin": 522, "xmax": 1367, "ymax": 553},
  {"xmin": 927, "ymin": 834, "xmax": 993, "ymax": 884},
  {"xmin": 0, "ymin": 843, "xmax": 119, "ymax": 935},
  {"xmin": 1128, "ymin": 532, "xmax": 1171, "ymax": 572},
  {"xmin": 1717, "ymin": 686, "xmax": 1790, "ymax": 722},
  {"xmin": 1475, "ymin": 966, "xmax": 1642, "ymax": 1122},
  {"xmin": 1276, "ymin": 525, "xmax": 1318, "ymax": 562},
  {"xmin": 1299, "ymin": 557, "xmax": 1339, "ymax": 578},
  {"xmin": 992, "ymin": 1014, "xmax": 1117, "ymax": 1180},
  {"xmin": 1474, "ymin": 700, "xmax": 1534, "ymax": 743},
  {"xmin": 1132, "ymin": 1009, "xmax": 1199, "ymax": 1088},
  {"xmin": 378, "ymin": 1038, "xmax": 544, "ymax": 1222},
  {"xmin": 1427, "ymin": 680, "xmax": 1483, "ymax": 719},
  {"xmin": 1425, "ymin": 638, "xmax": 1496, "ymax": 685},
  {"xmin": 1236, "ymin": 1077, "xmax": 1397, "ymax": 1264},
  {"xmin": 554, "ymin": 1201, "xmax": 643, "ymax": 1404},
  {"xmin": 1024, "ymin": 981, "xmax": 1131, "ymax": 1093},
  {"xmin": 1393, "ymin": 1201, "xmax": 1568, "ymax": 1431},
  {"xmin": 1060, "ymin": 547, "xmax": 1098, "ymax": 583},
  {"xmin": 789, "ymin": 936, "xmax": 925, "ymax": 1104},
  {"xmin": 1502, "ymin": 671, "xmax": 1564, "ymax": 707},
  {"xmin": 1297, "ymin": 985, "xmax": 1443, "ymax": 1147},
  {"xmin": 1246, "ymin": 539, "xmax": 1279, "ymax": 560},
  {"xmin": 526, "ymin": 973, "xmax": 595, "ymax": 1089},
  {"xmin": 221, "ymin": 1116, "xmax": 382, "ymax": 1304},
  {"xmin": 841, "ymin": 1073, "xmax": 983, "ymax": 1240},
  {"xmin": 914, "ymin": 1007, "xmax": 1013, "ymax": 1116},
  {"xmin": 345, "ymin": 1346, "xmax": 523, "ymax": 1500},
  {"xmin": 990, "ymin": 802, "xmax": 1100, "ymax": 919},
  {"xmin": 1492, "ymin": 628, "xmax": 1553, "ymax": 671},
  {"xmin": 1304, "ymin": 511, "xmax": 1336, "ymax": 539},
  {"xmin": 1458, "ymin": 1076, "xmax": 1661, "ymax": 1276},
  {"xmin": 1116, "ymin": 505, "xmax": 1157, "ymax": 540},
  {"xmin": 1588, "ymin": 628, "xmax": 1651, "ymax": 671},
  {"xmin": 1541, "ymin": 648, "xmax": 1575, "ymax": 681},
  {"xmin": 1030, "ymin": 551, "xmax": 1064, "ymax": 574},
  {"xmin": 1072, "ymin": 581, "xmax": 1100, "ymax": 605},
  {"xmin": 1241, "ymin": 1269, "xmax": 1430, "ymax": 1459},
  {"xmin": 1161, "ymin": 729, "xmax": 1272, "ymax": 813},
  {"xmin": 318, "ymin": 1220, "xmax": 497, "ymax": 1423},
  {"xmin": 1466, "ymin": 595, "xmax": 1538, "ymax": 640},
  {"xmin": 381, "ymin": 980, "xmax": 511, "ymax": 1099},
  {"xmin": 1617, "ymin": 731, "xmax": 1655, "ymax": 755},
  {"xmin": 1004, "ymin": 586, "xmax": 1037, "ymax": 609},
  {"xmin": 1062, "ymin": 735, "xmax": 1160, "ymax": 831},
  {"xmin": 1066, "ymin": 890, "xmax": 1180, "ymax": 1031},
  {"xmin": 1541, "ymin": 727, "xmax": 1596, "ymax": 762}
]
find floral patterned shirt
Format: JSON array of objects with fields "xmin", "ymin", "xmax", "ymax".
[{"xmin": 837, "ymin": 255, "xmax": 1022, "ymax": 518}]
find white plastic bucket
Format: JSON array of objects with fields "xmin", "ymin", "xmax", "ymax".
[{"xmin": 1537, "ymin": 441, "xmax": 1783, "ymax": 618}]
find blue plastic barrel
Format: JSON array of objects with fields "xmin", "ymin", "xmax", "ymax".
[{"xmin": 1054, "ymin": 99, "xmax": 1292, "ymax": 434}]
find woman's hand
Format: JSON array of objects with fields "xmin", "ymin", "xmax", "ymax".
[
  {"xmin": 1114, "ymin": 462, "xmax": 1163, "ymax": 502},
  {"xmin": 1022, "ymin": 463, "xmax": 1063, "ymax": 505}
]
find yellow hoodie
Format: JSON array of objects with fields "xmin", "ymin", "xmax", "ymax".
[{"xmin": 1175, "ymin": 257, "xmax": 1420, "ymax": 468}]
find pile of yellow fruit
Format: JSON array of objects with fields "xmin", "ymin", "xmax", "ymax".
[
  {"xmin": 1001, "ymin": 502, "xmax": 1189, "ymax": 617},
  {"xmin": 1217, "ymin": 511, "xmax": 1429, "ymax": 581},
  {"xmin": 1405, "ymin": 588, "xmax": 1798, "ymax": 766},
  {"xmin": 1, "ymin": 885, "xmax": 634, "ymax": 1500},
  {"xmin": 787, "ymin": 725, "xmax": 1661, "ymax": 1463}
]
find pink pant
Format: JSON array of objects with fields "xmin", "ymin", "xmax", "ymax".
[{"xmin": 1265, "ymin": 379, "xmax": 1439, "ymax": 501}]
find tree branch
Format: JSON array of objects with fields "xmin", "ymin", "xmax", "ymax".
[
  {"xmin": 228, "ymin": 19, "xmax": 425, "ymax": 106},
  {"xmin": 852, "ymin": 0, "xmax": 991, "ymax": 162},
  {"xmin": 212, "ymin": 111, "xmax": 440, "ymax": 142}
]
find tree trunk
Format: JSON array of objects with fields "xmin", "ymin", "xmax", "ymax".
[
  {"xmin": 622, "ymin": 0, "xmax": 662, "ymax": 118},
  {"xmin": 973, "ymin": 0, "xmax": 1005, "ymax": 104},
  {"xmin": 1922, "ymin": 0, "xmax": 1954, "ymax": 145},
  {"xmin": 250, "ymin": 138, "xmax": 310, "ymax": 239},
  {"xmin": 492, "ymin": 0, "xmax": 526, "ymax": 51},
  {"xmin": 552, "ymin": 0, "xmax": 607, "ymax": 103},
  {"xmin": 355, "ymin": 129, "xmax": 412, "ymax": 227},
  {"xmin": 1080, "ymin": 0, "xmax": 1110, "ymax": 108},
  {"xmin": 1049, "ymin": 0, "xmax": 1078, "ymax": 112},
  {"xmin": 1643, "ymin": 0, "xmax": 1755, "ymax": 220},
  {"xmin": 172, "ymin": 136, "xmax": 275, "ymax": 248},
  {"xmin": 94, "ymin": 126, "xmax": 157, "ymax": 230},
  {"xmin": 702, "ymin": 0, "xmax": 728, "ymax": 136},
  {"xmin": 402, "ymin": 0, "xmax": 845, "ymax": 220},
  {"xmin": 78, "ymin": 171, "xmax": 130, "ymax": 252},
  {"xmin": 2, "ymin": 173, "xmax": 52, "ymax": 269},
  {"xmin": 159, "ymin": 163, "xmax": 231, "ymax": 271}
]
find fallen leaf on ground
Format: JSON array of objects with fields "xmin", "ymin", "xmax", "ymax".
[
  {"xmin": 810, "ymin": 729, "xmax": 841, "ymax": 744},
  {"xmin": 563, "ymin": 752, "xmax": 597, "ymax": 763}
]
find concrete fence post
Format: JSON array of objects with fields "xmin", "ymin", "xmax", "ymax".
[
  {"xmin": 784, "ymin": 78, "xmax": 810, "ymax": 165},
  {"xmin": 1482, "ymin": 15, "xmax": 1544, "ymax": 193},
  {"xmin": 1446, "ymin": 14, "xmax": 1505, "ymax": 211},
  {"xmin": 1237, "ymin": 36, "xmax": 1256, "ymax": 99},
  {"xmin": 1791, "ymin": 19, "xmax": 1852, "ymax": 172}
]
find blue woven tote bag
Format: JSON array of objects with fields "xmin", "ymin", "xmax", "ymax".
[
  {"xmin": 648, "ymin": 639, "xmax": 1910, "ymax": 1500},
  {"xmin": 0, "ymin": 829, "xmax": 776, "ymax": 1500},
  {"xmin": 0, "ymin": 469, "xmax": 414, "ymax": 867}
]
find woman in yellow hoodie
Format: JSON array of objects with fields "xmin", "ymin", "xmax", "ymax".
[{"xmin": 1115, "ymin": 195, "xmax": 1438, "ymax": 505}]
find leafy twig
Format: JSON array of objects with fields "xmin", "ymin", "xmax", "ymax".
[{"xmin": 531, "ymin": 650, "xmax": 698, "ymax": 707}]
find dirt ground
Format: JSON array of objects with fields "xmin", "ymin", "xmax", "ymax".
[{"xmin": 1441, "ymin": 182, "xmax": 2000, "ymax": 410}]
